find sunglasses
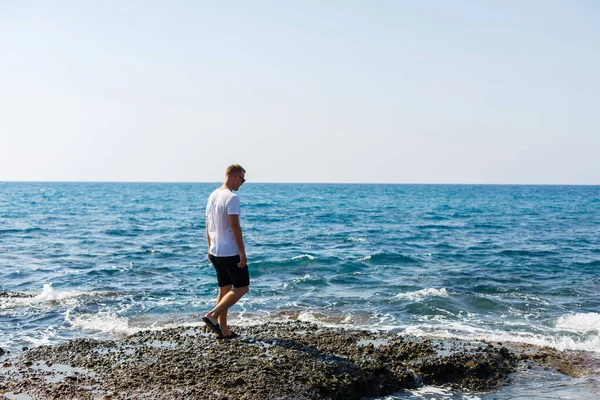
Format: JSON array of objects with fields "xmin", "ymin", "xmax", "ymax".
[{"xmin": 238, "ymin": 176, "xmax": 246, "ymax": 183}]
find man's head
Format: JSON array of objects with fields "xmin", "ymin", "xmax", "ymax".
[{"xmin": 225, "ymin": 164, "xmax": 246, "ymax": 191}]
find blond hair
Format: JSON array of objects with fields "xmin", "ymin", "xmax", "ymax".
[{"xmin": 225, "ymin": 164, "xmax": 246, "ymax": 177}]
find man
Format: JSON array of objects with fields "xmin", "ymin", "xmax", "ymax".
[{"xmin": 203, "ymin": 164, "xmax": 248, "ymax": 339}]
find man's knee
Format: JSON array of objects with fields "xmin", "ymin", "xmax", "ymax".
[
  {"xmin": 218, "ymin": 285, "xmax": 233, "ymax": 294},
  {"xmin": 235, "ymin": 286, "xmax": 249, "ymax": 296}
]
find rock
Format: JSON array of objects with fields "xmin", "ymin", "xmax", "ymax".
[
  {"xmin": 499, "ymin": 347, "xmax": 511, "ymax": 359},
  {"xmin": 0, "ymin": 321, "xmax": 594, "ymax": 400}
]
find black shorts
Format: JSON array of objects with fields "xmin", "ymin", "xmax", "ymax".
[{"xmin": 209, "ymin": 254, "xmax": 250, "ymax": 288}]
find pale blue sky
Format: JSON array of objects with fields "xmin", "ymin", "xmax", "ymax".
[{"xmin": 1, "ymin": 1, "xmax": 598, "ymax": 183}]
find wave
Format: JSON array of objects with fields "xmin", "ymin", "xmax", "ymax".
[
  {"xmin": 404, "ymin": 322, "xmax": 600, "ymax": 353},
  {"xmin": 126, "ymin": 308, "xmax": 600, "ymax": 354},
  {"xmin": 270, "ymin": 274, "xmax": 322, "ymax": 291},
  {"xmin": 247, "ymin": 202, "xmax": 274, "ymax": 208},
  {"xmin": 228, "ymin": 305, "xmax": 600, "ymax": 354},
  {"xmin": 53, "ymin": 306, "xmax": 600, "ymax": 354},
  {"xmin": 293, "ymin": 274, "xmax": 314, "ymax": 283},
  {"xmin": 237, "ymin": 310, "xmax": 357, "ymax": 327},
  {"xmin": 572, "ymin": 260, "xmax": 600, "ymax": 269},
  {"xmin": 104, "ymin": 228, "xmax": 141, "ymax": 237},
  {"xmin": 556, "ymin": 313, "xmax": 600, "ymax": 334},
  {"xmin": 251, "ymin": 254, "xmax": 320, "ymax": 270},
  {"xmin": 357, "ymin": 253, "xmax": 421, "ymax": 264},
  {"xmin": 65, "ymin": 310, "xmax": 143, "ymax": 336},
  {"xmin": 472, "ymin": 223, "xmax": 507, "ymax": 229},
  {"xmin": 0, "ymin": 227, "xmax": 44, "ymax": 235},
  {"xmin": 417, "ymin": 224, "xmax": 463, "ymax": 230},
  {"xmin": 422, "ymin": 214, "xmax": 450, "ymax": 221},
  {"xmin": 394, "ymin": 288, "xmax": 449, "ymax": 301},
  {"xmin": 64, "ymin": 311, "xmax": 206, "ymax": 337},
  {"xmin": 345, "ymin": 237, "xmax": 366, "ymax": 243},
  {"xmin": 434, "ymin": 243, "xmax": 456, "ymax": 250},
  {"xmin": 0, "ymin": 284, "xmax": 108, "ymax": 309},
  {"xmin": 291, "ymin": 254, "xmax": 316, "ymax": 261},
  {"xmin": 499, "ymin": 249, "xmax": 558, "ymax": 257}
]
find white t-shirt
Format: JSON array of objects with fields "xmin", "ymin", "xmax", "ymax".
[{"xmin": 205, "ymin": 188, "xmax": 241, "ymax": 257}]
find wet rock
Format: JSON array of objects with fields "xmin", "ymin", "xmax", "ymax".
[
  {"xmin": 499, "ymin": 347, "xmax": 511, "ymax": 359},
  {"xmin": 0, "ymin": 321, "xmax": 595, "ymax": 400}
]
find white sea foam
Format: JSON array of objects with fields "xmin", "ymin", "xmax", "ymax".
[
  {"xmin": 198, "ymin": 310, "xmax": 600, "ymax": 354},
  {"xmin": 346, "ymin": 237, "xmax": 366, "ymax": 243},
  {"xmin": 404, "ymin": 385, "xmax": 481, "ymax": 400},
  {"xmin": 291, "ymin": 254, "xmax": 316, "ymax": 261},
  {"xmin": 357, "ymin": 255, "xmax": 371, "ymax": 262},
  {"xmin": 20, "ymin": 327, "xmax": 58, "ymax": 348},
  {"xmin": 0, "ymin": 284, "xmax": 101, "ymax": 309},
  {"xmin": 293, "ymin": 274, "xmax": 313, "ymax": 283},
  {"xmin": 297, "ymin": 311, "xmax": 325, "ymax": 324},
  {"xmin": 555, "ymin": 313, "xmax": 600, "ymax": 333},
  {"xmin": 61, "ymin": 305, "xmax": 600, "ymax": 354},
  {"xmin": 404, "ymin": 321, "xmax": 600, "ymax": 353},
  {"xmin": 65, "ymin": 310, "xmax": 142, "ymax": 336},
  {"xmin": 64, "ymin": 311, "xmax": 207, "ymax": 337},
  {"xmin": 232, "ymin": 310, "xmax": 357, "ymax": 329},
  {"xmin": 394, "ymin": 288, "xmax": 449, "ymax": 301},
  {"xmin": 245, "ymin": 308, "xmax": 600, "ymax": 353},
  {"xmin": 292, "ymin": 311, "xmax": 359, "ymax": 327}
]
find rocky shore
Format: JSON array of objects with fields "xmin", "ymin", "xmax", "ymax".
[{"xmin": 0, "ymin": 321, "xmax": 596, "ymax": 399}]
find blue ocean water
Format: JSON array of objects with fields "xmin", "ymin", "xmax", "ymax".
[{"xmin": 1, "ymin": 183, "xmax": 599, "ymax": 397}]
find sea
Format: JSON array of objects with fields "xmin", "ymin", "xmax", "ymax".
[{"xmin": 1, "ymin": 182, "xmax": 599, "ymax": 399}]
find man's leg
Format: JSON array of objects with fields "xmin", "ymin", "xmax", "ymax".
[
  {"xmin": 216, "ymin": 285, "xmax": 232, "ymax": 335},
  {"xmin": 205, "ymin": 286, "xmax": 249, "ymax": 334}
]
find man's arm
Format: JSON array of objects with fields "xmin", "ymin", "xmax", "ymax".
[
  {"xmin": 228, "ymin": 214, "xmax": 247, "ymax": 268},
  {"xmin": 206, "ymin": 216, "xmax": 211, "ymax": 260}
]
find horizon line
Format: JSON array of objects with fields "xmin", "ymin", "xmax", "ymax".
[{"xmin": 0, "ymin": 180, "xmax": 598, "ymax": 186}]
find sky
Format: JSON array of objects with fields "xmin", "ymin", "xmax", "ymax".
[{"xmin": 1, "ymin": 1, "xmax": 599, "ymax": 184}]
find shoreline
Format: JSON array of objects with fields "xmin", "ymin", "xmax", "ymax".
[{"xmin": 1, "ymin": 321, "xmax": 598, "ymax": 400}]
